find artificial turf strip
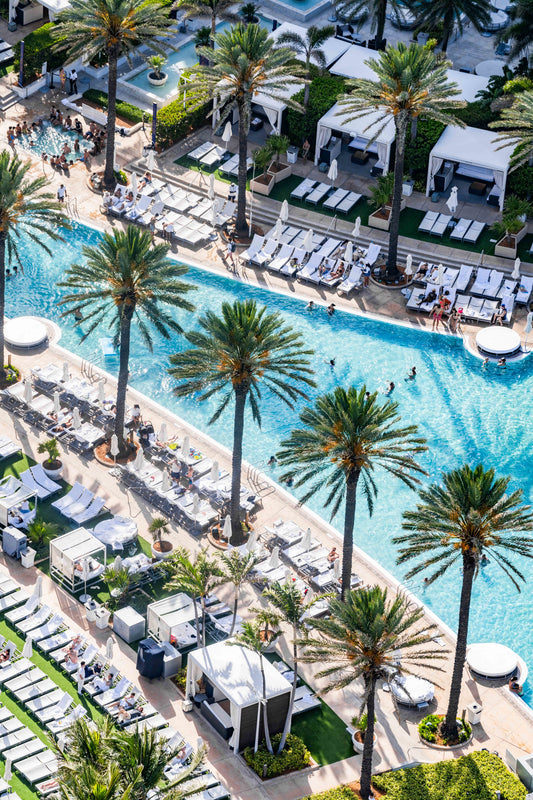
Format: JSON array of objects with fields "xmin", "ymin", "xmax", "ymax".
[{"xmin": 291, "ymin": 701, "xmax": 353, "ymax": 767}]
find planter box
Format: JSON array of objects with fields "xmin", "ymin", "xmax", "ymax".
[
  {"xmin": 12, "ymin": 75, "xmax": 47, "ymax": 99},
  {"xmin": 268, "ymin": 161, "xmax": 293, "ymax": 185},
  {"xmin": 494, "ymin": 227, "xmax": 527, "ymax": 259},
  {"xmin": 250, "ymin": 174, "xmax": 275, "ymax": 196},
  {"xmin": 368, "ymin": 199, "xmax": 406, "ymax": 232}
]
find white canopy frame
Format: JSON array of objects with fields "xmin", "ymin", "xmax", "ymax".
[
  {"xmin": 0, "ymin": 478, "xmax": 37, "ymax": 528},
  {"xmin": 315, "ymin": 101, "xmax": 395, "ymax": 171},
  {"xmin": 49, "ymin": 528, "xmax": 106, "ymax": 592}
]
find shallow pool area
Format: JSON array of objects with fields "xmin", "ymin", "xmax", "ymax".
[
  {"xmin": 7, "ymin": 220, "xmax": 533, "ymax": 704},
  {"xmin": 17, "ymin": 121, "xmax": 93, "ymax": 159}
]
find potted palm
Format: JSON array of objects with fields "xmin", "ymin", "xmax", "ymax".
[
  {"xmin": 493, "ymin": 196, "xmax": 531, "ymax": 259},
  {"xmin": 350, "ymin": 713, "xmax": 377, "ymax": 753},
  {"xmin": 194, "ymin": 27, "xmax": 212, "ymax": 65},
  {"xmin": 37, "ymin": 437, "xmax": 63, "ymax": 479},
  {"xmin": 250, "ymin": 144, "xmax": 276, "ymax": 196},
  {"xmin": 368, "ymin": 173, "xmax": 405, "ymax": 231},
  {"xmin": 252, "ymin": 607, "xmax": 281, "ymax": 652},
  {"xmin": 147, "ymin": 55, "xmax": 168, "ymax": 87},
  {"xmin": 240, "ymin": 2, "xmax": 260, "ymax": 23},
  {"xmin": 103, "ymin": 565, "xmax": 131, "ymax": 598},
  {"xmin": 266, "ymin": 134, "xmax": 293, "ymax": 184},
  {"xmin": 149, "ymin": 516, "xmax": 174, "ymax": 560},
  {"xmin": 26, "ymin": 519, "xmax": 59, "ymax": 560}
]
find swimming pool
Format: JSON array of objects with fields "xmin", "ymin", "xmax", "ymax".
[
  {"xmin": 8, "ymin": 221, "xmax": 533, "ymax": 703},
  {"xmin": 17, "ymin": 121, "xmax": 93, "ymax": 159}
]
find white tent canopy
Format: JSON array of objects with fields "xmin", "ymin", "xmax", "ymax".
[
  {"xmin": 315, "ymin": 101, "xmax": 395, "ymax": 171},
  {"xmin": 252, "ymin": 82, "xmax": 303, "ymax": 135},
  {"xmin": 187, "ymin": 642, "xmax": 291, "ymax": 752},
  {"xmin": 426, "ymin": 125, "xmax": 514, "ymax": 209},
  {"xmin": 49, "ymin": 528, "xmax": 106, "ymax": 592},
  {"xmin": 147, "ymin": 593, "xmax": 196, "ymax": 642},
  {"xmin": 0, "ymin": 477, "xmax": 36, "ymax": 528},
  {"xmin": 269, "ymin": 22, "xmax": 351, "ymax": 68}
]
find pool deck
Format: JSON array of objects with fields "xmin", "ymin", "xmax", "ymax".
[{"xmin": 0, "ymin": 94, "xmax": 533, "ymax": 797}]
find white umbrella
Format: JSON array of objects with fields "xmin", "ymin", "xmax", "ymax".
[
  {"xmin": 303, "ymin": 229, "xmax": 314, "ymax": 252},
  {"xmin": 301, "ymin": 527, "xmax": 311, "ymax": 551},
  {"xmin": 327, "ymin": 158, "xmax": 338, "ymax": 186},
  {"xmin": 268, "ymin": 546, "xmax": 280, "ymax": 570},
  {"xmin": 98, "ymin": 380, "xmax": 105, "ymax": 405},
  {"xmin": 405, "ymin": 254, "xmax": 413, "ymax": 276},
  {"xmin": 446, "ymin": 186, "xmax": 458, "ymax": 215},
  {"xmin": 333, "ymin": 558, "xmax": 341, "ymax": 579},
  {"xmin": 352, "ymin": 217, "xmax": 361, "ymax": 240},
  {"xmin": 134, "ymin": 448, "xmax": 144, "ymax": 471},
  {"xmin": 222, "ymin": 120, "xmax": 232, "ymax": 145},
  {"xmin": 110, "ymin": 434, "xmax": 119, "ymax": 468},
  {"xmin": 130, "ymin": 171, "xmax": 138, "ymax": 196},
  {"xmin": 53, "ymin": 391, "xmax": 61, "ymax": 416},
  {"xmin": 22, "ymin": 635, "xmax": 33, "ymax": 659},
  {"xmin": 161, "ymin": 470, "xmax": 171, "ymax": 493},
  {"xmin": 222, "ymin": 515, "xmax": 232, "ymax": 541},
  {"xmin": 147, "ymin": 148, "xmax": 156, "ymax": 171},
  {"xmin": 192, "ymin": 494, "xmax": 200, "ymax": 515},
  {"xmin": 4, "ymin": 758, "xmax": 12, "ymax": 783},
  {"xmin": 24, "ymin": 378, "xmax": 32, "ymax": 405},
  {"xmin": 72, "ymin": 406, "xmax": 81, "ymax": 430},
  {"xmin": 272, "ymin": 219, "xmax": 283, "ymax": 240},
  {"xmin": 158, "ymin": 423, "xmax": 167, "ymax": 443},
  {"xmin": 512, "ymin": 258, "xmax": 521, "ymax": 280},
  {"xmin": 208, "ymin": 172, "xmax": 215, "ymax": 201},
  {"xmin": 436, "ymin": 263, "xmax": 444, "ymax": 285},
  {"xmin": 210, "ymin": 460, "xmax": 219, "ymax": 482},
  {"xmin": 525, "ymin": 311, "xmax": 533, "ymax": 351},
  {"xmin": 246, "ymin": 530, "xmax": 257, "ymax": 553},
  {"xmin": 62, "ymin": 362, "xmax": 70, "ymax": 382},
  {"xmin": 113, "ymin": 555, "xmax": 122, "ymax": 572},
  {"xmin": 32, "ymin": 575, "xmax": 43, "ymax": 601},
  {"xmin": 79, "ymin": 557, "xmax": 90, "ymax": 603},
  {"xmin": 182, "ymin": 435, "xmax": 190, "ymax": 457},
  {"xmin": 344, "ymin": 242, "xmax": 353, "ymax": 263},
  {"xmin": 279, "ymin": 199, "xmax": 289, "ymax": 223},
  {"xmin": 105, "ymin": 637, "xmax": 114, "ymax": 660}
]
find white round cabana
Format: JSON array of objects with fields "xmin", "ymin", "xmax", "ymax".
[{"xmin": 467, "ymin": 642, "xmax": 518, "ymax": 678}]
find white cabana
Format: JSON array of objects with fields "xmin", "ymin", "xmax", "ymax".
[
  {"xmin": 147, "ymin": 593, "xmax": 196, "ymax": 642},
  {"xmin": 269, "ymin": 22, "xmax": 351, "ymax": 68},
  {"xmin": 251, "ymin": 82, "xmax": 303, "ymax": 135},
  {"xmin": 187, "ymin": 642, "xmax": 292, "ymax": 751},
  {"xmin": 0, "ymin": 477, "xmax": 36, "ymax": 529},
  {"xmin": 315, "ymin": 101, "xmax": 395, "ymax": 171},
  {"xmin": 426, "ymin": 125, "xmax": 514, "ymax": 209},
  {"xmin": 49, "ymin": 528, "xmax": 106, "ymax": 592}
]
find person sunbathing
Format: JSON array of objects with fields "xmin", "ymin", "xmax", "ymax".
[
  {"xmin": 330, "ymin": 262, "xmax": 345, "ymax": 280},
  {"xmin": 491, "ymin": 304, "xmax": 507, "ymax": 325},
  {"xmin": 91, "ymin": 672, "xmax": 113, "ymax": 693},
  {"xmin": 138, "ymin": 171, "xmax": 152, "ymax": 189},
  {"xmin": 318, "ymin": 259, "xmax": 329, "ymax": 277},
  {"xmin": 109, "ymin": 691, "xmax": 136, "ymax": 718},
  {"xmin": 439, "ymin": 290, "xmax": 451, "ymax": 311},
  {"xmin": 0, "ymin": 647, "xmax": 10, "ymax": 663},
  {"xmin": 418, "ymin": 289, "xmax": 437, "ymax": 307},
  {"xmin": 327, "ymin": 547, "xmax": 339, "ymax": 563},
  {"xmin": 413, "ymin": 263, "xmax": 428, "ymax": 281}
]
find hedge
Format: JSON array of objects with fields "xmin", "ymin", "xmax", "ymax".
[
  {"xmin": 286, "ymin": 70, "xmax": 347, "ymax": 155},
  {"xmin": 243, "ymin": 732, "xmax": 310, "ymax": 778},
  {"xmin": 155, "ymin": 94, "xmax": 210, "ymax": 149},
  {"xmin": 455, "ymin": 99, "xmax": 496, "ymax": 130},
  {"xmin": 14, "ymin": 23, "xmax": 66, "ymax": 85},
  {"xmin": 405, "ymin": 117, "xmax": 445, "ymax": 184},
  {"xmin": 82, "ymin": 89, "xmax": 144, "ymax": 124},
  {"xmin": 302, "ymin": 789, "xmax": 356, "ymax": 800},
  {"xmin": 507, "ymin": 165, "xmax": 533, "ymax": 200},
  {"xmin": 372, "ymin": 752, "xmax": 526, "ymax": 800}
]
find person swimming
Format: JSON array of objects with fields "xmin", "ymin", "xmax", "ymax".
[
  {"xmin": 405, "ymin": 366, "xmax": 416, "ymax": 381},
  {"xmin": 385, "ymin": 381, "xmax": 395, "ymax": 395}
]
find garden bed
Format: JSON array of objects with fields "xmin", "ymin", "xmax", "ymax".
[{"xmin": 418, "ymin": 713, "xmax": 472, "ymax": 747}]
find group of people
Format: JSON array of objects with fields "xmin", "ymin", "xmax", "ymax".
[{"xmin": 58, "ymin": 67, "xmax": 79, "ymax": 95}]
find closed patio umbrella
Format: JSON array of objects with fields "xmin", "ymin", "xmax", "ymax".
[
  {"xmin": 327, "ymin": 158, "xmax": 338, "ymax": 187},
  {"xmin": 208, "ymin": 172, "xmax": 215, "ymax": 201},
  {"xmin": 222, "ymin": 120, "xmax": 232, "ymax": 145},
  {"xmin": 62, "ymin": 362, "xmax": 70, "ymax": 382},
  {"xmin": 512, "ymin": 258, "xmax": 521, "ymax": 280},
  {"xmin": 352, "ymin": 217, "xmax": 361, "ymax": 240},
  {"xmin": 210, "ymin": 460, "xmax": 219, "ymax": 482},
  {"xmin": 130, "ymin": 171, "xmax": 137, "ymax": 196},
  {"xmin": 158, "ymin": 423, "xmax": 167, "ymax": 443},
  {"xmin": 192, "ymin": 494, "xmax": 200, "ymax": 515},
  {"xmin": 301, "ymin": 527, "xmax": 311, "ymax": 551},
  {"xmin": 303, "ymin": 229, "xmax": 314, "ymax": 252},
  {"xmin": 79, "ymin": 557, "xmax": 91, "ymax": 603},
  {"xmin": 110, "ymin": 434, "xmax": 119, "ymax": 468},
  {"xmin": 134, "ymin": 448, "xmax": 144, "ymax": 471},
  {"xmin": 147, "ymin": 148, "xmax": 156, "ymax": 171},
  {"xmin": 333, "ymin": 558, "xmax": 341, "ymax": 579},
  {"xmin": 113, "ymin": 555, "xmax": 122, "ymax": 572},
  {"xmin": 32, "ymin": 575, "xmax": 43, "ymax": 601},
  {"xmin": 344, "ymin": 242, "xmax": 353, "ymax": 263},
  {"xmin": 72, "ymin": 407, "xmax": 81, "ymax": 430},
  {"xmin": 246, "ymin": 530, "xmax": 257, "ymax": 553},
  {"xmin": 53, "ymin": 391, "xmax": 61, "ymax": 416},
  {"xmin": 182, "ymin": 435, "xmax": 190, "ymax": 457},
  {"xmin": 4, "ymin": 758, "xmax": 12, "ymax": 782},
  {"xmin": 279, "ymin": 199, "xmax": 289, "ymax": 222},
  {"xmin": 436, "ymin": 263, "xmax": 444, "ymax": 285},
  {"xmin": 446, "ymin": 186, "xmax": 458, "ymax": 215},
  {"xmin": 268, "ymin": 546, "xmax": 280, "ymax": 570},
  {"xmin": 98, "ymin": 380, "xmax": 105, "ymax": 405},
  {"xmin": 272, "ymin": 219, "xmax": 283, "ymax": 240},
  {"xmin": 22, "ymin": 635, "xmax": 33, "ymax": 659},
  {"xmin": 161, "ymin": 470, "xmax": 170, "ymax": 493},
  {"xmin": 24, "ymin": 378, "xmax": 32, "ymax": 405},
  {"xmin": 222, "ymin": 515, "xmax": 231, "ymax": 541},
  {"xmin": 405, "ymin": 254, "xmax": 413, "ymax": 276},
  {"xmin": 105, "ymin": 637, "xmax": 114, "ymax": 660}
]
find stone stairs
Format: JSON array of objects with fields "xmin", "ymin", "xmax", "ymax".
[{"xmin": 0, "ymin": 86, "xmax": 19, "ymax": 112}]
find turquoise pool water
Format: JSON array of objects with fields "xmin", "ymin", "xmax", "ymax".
[
  {"xmin": 17, "ymin": 121, "xmax": 93, "ymax": 159},
  {"xmin": 8, "ymin": 221, "xmax": 533, "ymax": 703}
]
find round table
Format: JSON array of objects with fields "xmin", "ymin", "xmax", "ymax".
[
  {"xmin": 4, "ymin": 316, "xmax": 47, "ymax": 349},
  {"xmin": 467, "ymin": 642, "xmax": 518, "ymax": 678},
  {"xmin": 476, "ymin": 326, "xmax": 521, "ymax": 356},
  {"xmin": 475, "ymin": 59, "xmax": 507, "ymax": 77}
]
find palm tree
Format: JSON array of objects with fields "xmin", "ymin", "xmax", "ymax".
[
  {"xmin": 338, "ymin": 42, "xmax": 464, "ymax": 280},
  {"xmin": 277, "ymin": 386, "xmax": 426, "ymax": 601},
  {"xmin": 175, "ymin": 0, "xmax": 237, "ymax": 44},
  {"xmin": 406, "ymin": 0, "xmax": 492, "ymax": 53},
  {"xmin": 334, "ymin": 0, "xmax": 401, "ymax": 48},
  {"xmin": 218, "ymin": 548, "xmax": 259, "ymax": 635},
  {"xmin": 497, "ymin": 0, "xmax": 533, "ymax": 62},
  {"xmin": 277, "ymin": 25, "xmax": 335, "ymax": 108},
  {"xmin": 58, "ymin": 227, "xmax": 195, "ymax": 457},
  {"xmin": 187, "ymin": 24, "xmax": 305, "ymax": 235},
  {"xmin": 301, "ymin": 586, "xmax": 446, "ymax": 799},
  {"xmin": 0, "ymin": 151, "xmax": 69, "ymax": 385},
  {"xmin": 262, "ymin": 582, "xmax": 322, "ymax": 753},
  {"xmin": 164, "ymin": 546, "xmax": 224, "ymax": 646},
  {"xmin": 394, "ymin": 464, "xmax": 533, "ymax": 741},
  {"xmin": 490, "ymin": 90, "xmax": 533, "ymax": 170},
  {"xmin": 54, "ymin": 0, "xmax": 172, "ymax": 190},
  {"xmin": 230, "ymin": 621, "xmax": 280, "ymax": 754},
  {"xmin": 168, "ymin": 300, "xmax": 315, "ymax": 544}
]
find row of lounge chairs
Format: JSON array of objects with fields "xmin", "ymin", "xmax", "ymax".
[
  {"xmin": 290, "ymin": 177, "xmax": 362, "ymax": 214},
  {"xmin": 418, "ymin": 210, "xmax": 485, "ymax": 243},
  {"xmin": 187, "ymin": 142, "xmax": 254, "ymax": 181},
  {"xmin": 51, "ymin": 482, "xmax": 107, "ymax": 525}
]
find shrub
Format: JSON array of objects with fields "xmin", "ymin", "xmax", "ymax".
[
  {"xmin": 14, "ymin": 23, "xmax": 66, "ymax": 85},
  {"xmin": 82, "ymin": 89, "xmax": 144, "ymax": 124},
  {"xmin": 507, "ymin": 165, "xmax": 533, "ymax": 200},
  {"xmin": 286, "ymin": 70, "xmax": 346, "ymax": 155},
  {"xmin": 454, "ymin": 99, "xmax": 496, "ymax": 129},
  {"xmin": 155, "ymin": 93, "xmax": 210, "ymax": 149},
  {"xmin": 302, "ymin": 790, "xmax": 356, "ymax": 800},
  {"xmin": 418, "ymin": 713, "xmax": 471, "ymax": 745},
  {"xmin": 372, "ymin": 752, "xmax": 526, "ymax": 800},
  {"xmin": 404, "ymin": 118, "xmax": 445, "ymax": 182},
  {"xmin": 243, "ymin": 732, "xmax": 310, "ymax": 778}
]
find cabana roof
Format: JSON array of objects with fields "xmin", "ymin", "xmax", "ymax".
[
  {"xmin": 269, "ymin": 22, "xmax": 351, "ymax": 68},
  {"xmin": 147, "ymin": 593, "xmax": 196, "ymax": 642},
  {"xmin": 315, "ymin": 101, "xmax": 395, "ymax": 170}
]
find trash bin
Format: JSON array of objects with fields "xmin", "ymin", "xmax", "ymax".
[
  {"xmin": 466, "ymin": 702, "xmax": 483, "ymax": 724},
  {"xmin": 286, "ymin": 145, "xmax": 298, "ymax": 164}
]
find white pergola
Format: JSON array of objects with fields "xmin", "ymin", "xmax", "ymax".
[
  {"xmin": 0, "ymin": 480, "xmax": 36, "ymax": 528},
  {"xmin": 147, "ymin": 593, "xmax": 196, "ymax": 642},
  {"xmin": 251, "ymin": 81, "xmax": 303, "ymax": 135},
  {"xmin": 315, "ymin": 101, "xmax": 395, "ymax": 171},
  {"xmin": 269, "ymin": 22, "xmax": 351, "ymax": 68},
  {"xmin": 426, "ymin": 125, "xmax": 514, "ymax": 209},
  {"xmin": 50, "ymin": 528, "xmax": 106, "ymax": 592}
]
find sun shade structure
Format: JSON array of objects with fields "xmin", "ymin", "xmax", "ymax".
[
  {"xmin": 0, "ymin": 478, "xmax": 36, "ymax": 527},
  {"xmin": 50, "ymin": 528, "xmax": 106, "ymax": 592},
  {"xmin": 251, "ymin": 82, "xmax": 303, "ymax": 135},
  {"xmin": 187, "ymin": 641, "xmax": 292, "ymax": 751},
  {"xmin": 269, "ymin": 22, "xmax": 352, "ymax": 68},
  {"xmin": 315, "ymin": 102, "xmax": 395, "ymax": 171},
  {"xmin": 147, "ymin": 593, "xmax": 197, "ymax": 642},
  {"xmin": 426, "ymin": 125, "xmax": 514, "ymax": 209}
]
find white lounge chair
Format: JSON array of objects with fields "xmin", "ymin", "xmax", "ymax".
[
  {"xmin": 463, "ymin": 220, "xmax": 485, "ymax": 243},
  {"xmin": 338, "ymin": 266, "xmax": 363, "ymax": 295},
  {"xmin": 337, "ymin": 191, "xmax": 362, "ymax": 214},
  {"xmin": 5, "ymin": 596, "xmax": 39, "ymax": 625},
  {"xmin": 290, "ymin": 178, "xmax": 316, "ymax": 200},
  {"xmin": 51, "ymin": 483, "xmax": 83, "ymax": 513},
  {"xmin": 430, "ymin": 214, "xmax": 451, "ymax": 237},
  {"xmin": 188, "ymin": 141, "xmax": 216, "ymax": 163},
  {"xmin": 497, "ymin": 279, "xmax": 517, "ymax": 298},
  {"xmin": 267, "ymin": 244, "xmax": 294, "ymax": 272},
  {"xmin": 305, "ymin": 182, "xmax": 330, "ymax": 205},
  {"xmin": 124, "ymin": 194, "xmax": 151, "ymax": 222},
  {"xmin": 323, "ymin": 188, "xmax": 349, "ymax": 210},
  {"xmin": 29, "ymin": 465, "xmax": 62, "ymax": 495},
  {"xmin": 16, "ymin": 605, "xmax": 52, "ymax": 634},
  {"xmin": 482, "ymin": 270, "xmax": 503, "ymax": 297},
  {"xmin": 47, "ymin": 705, "xmax": 87, "ymax": 736},
  {"xmin": 200, "ymin": 145, "xmax": 226, "ymax": 167},
  {"xmin": 469, "ymin": 267, "xmax": 491, "ymax": 295},
  {"xmin": 252, "ymin": 238, "xmax": 278, "ymax": 266},
  {"xmin": 454, "ymin": 264, "xmax": 473, "ymax": 292},
  {"xmin": 279, "ymin": 247, "xmax": 306, "ymax": 277},
  {"xmin": 19, "ymin": 470, "xmax": 53, "ymax": 500},
  {"xmin": 516, "ymin": 275, "xmax": 533, "ymax": 304},
  {"xmin": 450, "ymin": 218, "xmax": 472, "ymax": 240},
  {"xmin": 35, "ymin": 693, "xmax": 73, "ymax": 724},
  {"xmin": 70, "ymin": 496, "xmax": 106, "ymax": 524},
  {"xmin": 298, "ymin": 253, "xmax": 322, "ymax": 282},
  {"xmin": 59, "ymin": 488, "xmax": 94, "ymax": 518},
  {"xmin": 418, "ymin": 210, "xmax": 439, "ymax": 233}
]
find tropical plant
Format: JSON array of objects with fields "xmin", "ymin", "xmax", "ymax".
[
  {"xmin": 335, "ymin": 0, "xmax": 401, "ymax": 47},
  {"xmin": 265, "ymin": 133, "xmax": 290, "ymax": 170},
  {"xmin": 262, "ymin": 582, "xmax": 323, "ymax": 753},
  {"xmin": 218, "ymin": 548, "xmax": 259, "ymax": 636},
  {"xmin": 193, "ymin": 25, "xmax": 212, "ymax": 50},
  {"xmin": 26, "ymin": 518, "xmax": 59, "ymax": 548},
  {"xmin": 53, "ymin": 0, "xmax": 172, "ymax": 190},
  {"xmin": 168, "ymin": 300, "xmax": 314, "ymax": 543},
  {"xmin": 250, "ymin": 606, "xmax": 281, "ymax": 643},
  {"xmin": 300, "ymin": 586, "xmax": 446, "ymax": 799},
  {"xmin": 277, "ymin": 386, "xmax": 426, "ymax": 601},
  {"xmin": 496, "ymin": 0, "xmax": 533, "ymax": 62},
  {"xmin": 277, "ymin": 25, "xmax": 335, "ymax": 107},
  {"xmin": 394, "ymin": 464, "xmax": 533, "ymax": 741},
  {"xmin": 147, "ymin": 54, "xmax": 167, "ymax": 79},
  {"xmin": 58, "ymin": 227, "xmax": 195, "ymax": 457},
  {"xmin": 37, "ymin": 437, "xmax": 61, "ymax": 469},
  {"xmin": 186, "ymin": 24, "xmax": 305, "ymax": 234},
  {"xmin": 230, "ymin": 620, "xmax": 280, "ymax": 753},
  {"xmin": 239, "ymin": 1, "xmax": 259, "ymax": 23},
  {"xmin": 338, "ymin": 42, "xmax": 464, "ymax": 280},
  {"xmin": 0, "ymin": 151, "xmax": 68, "ymax": 386},
  {"xmin": 406, "ymin": 0, "xmax": 492, "ymax": 53},
  {"xmin": 369, "ymin": 171, "xmax": 395, "ymax": 214},
  {"xmin": 103, "ymin": 564, "xmax": 130, "ymax": 593},
  {"xmin": 163, "ymin": 546, "xmax": 224, "ymax": 646},
  {"xmin": 176, "ymin": 0, "xmax": 238, "ymax": 42},
  {"xmin": 252, "ymin": 143, "xmax": 274, "ymax": 178},
  {"xmin": 491, "ymin": 195, "xmax": 532, "ymax": 243},
  {"xmin": 490, "ymin": 90, "xmax": 533, "ymax": 170},
  {"xmin": 148, "ymin": 516, "xmax": 170, "ymax": 546}
]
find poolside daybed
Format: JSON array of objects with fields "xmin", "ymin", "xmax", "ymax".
[{"xmin": 49, "ymin": 528, "xmax": 106, "ymax": 593}]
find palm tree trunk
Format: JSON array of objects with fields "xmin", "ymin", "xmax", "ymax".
[
  {"xmin": 444, "ymin": 555, "xmax": 475, "ymax": 738},
  {"xmin": 375, "ymin": 0, "xmax": 387, "ymax": 46},
  {"xmin": 104, "ymin": 46, "xmax": 119, "ymax": 191},
  {"xmin": 386, "ymin": 116, "xmax": 408, "ymax": 280},
  {"xmin": 229, "ymin": 586, "xmax": 239, "ymax": 636},
  {"xmin": 304, "ymin": 57, "xmax": 311, "ymax": 108},
  {"xmin": 235, "ymin": 99, "xmax": 249, "ymax": 237},
  {"xmin": 341, "ymin": 470, "xmax": 360, "ymax": 602},
  {"xmin": 230, "ymin": 386, "xmax": 247, "ymax": 544},
  {"xmin": 260, "ymin": 656, "xmax": 273, "ymax": 754},
  {"xmin": 115, "ymin": 307, "xmax": 133, "ymax": 457},
  {"xmin": 360, "ymin": 676, "xmax": 377, "ymax": 799},
  {"xmin": 192, "ymin": 596, "xmax": 201, "ymax": 647},
  {"xmin": 210, "ymin": 14, "xmax": 216, "ymax": 46},
  {"xmin": 201, "ymin": 595, "xmax": 207, "ymax": 647},
  {"xmin": 277, "ymin": 626, "xmax": 298, "ymax": 753},
  {"xmin": 441, "ymin": 11, "xmax": 453, "ymax": 52},
  {"xmin": 0, "ymin": 233, "xmax": 6, "ymax": 384}
]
